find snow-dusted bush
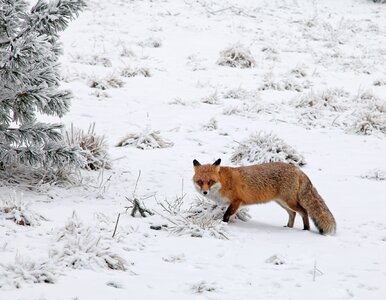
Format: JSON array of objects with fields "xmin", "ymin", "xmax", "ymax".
[
  {"xmin": 201, "ymin": 92, "xmax": 220, "ymax": 104},
  {"xmin": 119, "ymin": 44, "xmax": 135, "ymax": 57},
  {"xmin": 186, "ymin": 54, "xmax": 207, "ymax": 71},
  {"xmin": 168, "ymin": 97, "xmax": 188, "ymax": 106},
  {"xmin": 261, "ymin": 46, "xmax": 280, "ymax": 61},
  {"xmin": 350, "ymin": 111, "xmax": 386, "ymax": 135},
  {"xmin": 116, "ymin": 128, "xmax": 174, "ymax": 150},
  {"xmin": 265, "ymin": 254, "xmax": 286, "ymax": 265},
  {"xmin": 121, "ymin": 66, "xmax": 151, "ymax": 78},
  {"xmin": 89, "ymin": 75, "xmax": 125, "ymax": 90},
  {"xmin": 90, "ymin": 89, "xmax": 110, "ymax": 99},
  {"xmin": 290, "ymin": 65, "xmax": 308, "ymax": 78},
  {"xmin": 138, "ymin": 37, "xmax": 162, "ymax": 48},
  {"xmin": 187, "ymin": 196, "xmax": 251, "ymax": 223},
  {"xmin": 223, "ymin": 87, "xmax": 252, "ymax": 100},
  {"xmin": 373, "ymin": 78, "xmax": 386, "ymax": 86},
  {"xmin": 202, "ymin": 118, "xmax": 218, "ymax": 131},
  {"xmin": 65, "ymin": 124, "xmax": 111, "ymax": 170},
  {"xmin": 291, "ymin": 88, "xmax": 350, "ymax": 129},
  {"xmin": 70, "ymin": 53, "xmax": 112, "ymax": 67},
  {"xmin": 230, "ymin": 132, "xmax": 306, "ymax": 166},
  {"xmin": 191, "ymin": 281, "xmax": 218, "ymax": 293},
  {"xmin": 0, "ymin": 193, "xmax": 47, "ymax": 226},
  {"xmin": 353, "ymin": 90, "xmax": 380, "ymax": 104},
  {"xmin": 292, "ymin": 89, "xmax": 347, "ymax": 112},
  {"xmin": 370, "ymin": 0, "xmax": 386, "ymax": 3},
  {"xmin": 217, "ymin": 44, "xmax": 255, "ymax": 68},
  {"xmin": 0, "ymin": 256, "xmax": 56, "ymax": 289},
  {"xmin": 0, "ymin": 165, "xmax": 80, "ymax": 188},
  {"xmin": 361, "ymin": 169, "xmax": 386, "ymax": 181},
  {"xmin": 159, "ymin": 196, "xmax": 250, "ymax": 240},
  {"xmin": 258, "ymin": 77, "xmax": 310, "ymax": 92},
  {"xmin": 50, "ymin": 212, "xmax": 127, "ymax": 271},
  {"xmin": 222, "ymin": 99, "xmax": 272, "ymax": 117},
  {"xmin": 168, "ymin": 215, "xmax": 228, "ymax": 239}
]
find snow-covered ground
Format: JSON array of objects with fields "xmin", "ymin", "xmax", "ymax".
[{"xmin": 1, "ymin": 0, "xmax": 386, "ymax": 299}]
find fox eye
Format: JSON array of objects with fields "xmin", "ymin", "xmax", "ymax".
[
  {"xmin": 208, "ymin": 180, "xmax": 215, "ymax": 186},
  {"xmin": 196, "ymin": 180, "xmax": 203, "ymax": 186}
]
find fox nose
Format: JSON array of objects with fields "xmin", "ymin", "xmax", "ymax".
[{"xmin": 203, "ymin": 191, "xmax": 208, "ymax": 195}]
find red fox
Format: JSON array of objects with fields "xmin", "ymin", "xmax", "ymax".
[{"xmin": 192, "ymin": 159, "xmax": 336, "ymax": 235}]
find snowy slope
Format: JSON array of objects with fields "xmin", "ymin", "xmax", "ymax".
[{"xmin": 1, "ymin": 0, "xmax": 386, "ymax": 299}]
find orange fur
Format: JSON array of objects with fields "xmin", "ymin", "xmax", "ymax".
[{"xmin": 193, "ymin": 159, "xmax": 336, "ymax": 235}]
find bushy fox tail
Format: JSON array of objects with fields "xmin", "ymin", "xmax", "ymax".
[{"xmin": 298, "ymin": 175, "xmax": 336, "ymax": 235}]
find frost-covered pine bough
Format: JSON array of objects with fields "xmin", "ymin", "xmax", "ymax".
[{"xmin": 0, "ymin": 0, "xmax": 86, "ymax": 172}]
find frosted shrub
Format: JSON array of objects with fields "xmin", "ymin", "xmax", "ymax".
[
  {"xmin": 290, "ymin": 65, "xmax": 308, "ymax": 78},
  {"xmin": 258, "ymin": 77, "xmax": 309, "ymax": 92},
  {"xmin": 116, "ymin": 128, "xmax": 174, "ymax": 150},
  {"xmin": 89, "ymin": 75, "xmax": 125, "ymax": 90},
  {"xmin": 202, "ymin": 118, "xmax": 218, "ymax": 131},
  {"xmin": 292, "ymin": 89, "xmax": 346, "ymax": 112},
  {"xmin": 50, "ymin": 212, "xmax": 127, "ymax": 271},
  {"xmin": 350, "ymin": 111, "xmax": 386, "ymax": 135},
  {"xmin": 168, "ymin": 216, "xmax": 228, "ymax": 239},
  {"xmin": 191, "ymin": 281, "xmax": 218, "ymax": 293},
  {"xmin": 231, "ymin": 132, "xmax": 306, "ymax": 166},
  {"xmin": 353, "ymin": 90, "xmax": 380, "ymax": 104},
  {"xmin": 217, "ymin": 44, "xmax": 255, "ymax": 68},
  {"xmin": 70, "ymin": 53, "xmax": 112, "ymax": 67},
  {"xmin": 65, "ymin": 124, "xmax": 111, "ymax": 170},
  {"xmin": 160, "ymin": 196, "xmax": 250, "ymax": 240},
  {"xmin": 0, "ymin": 165, "xmax": 80, "ymax": 188},
  {"xmin": 361, "ymin": 169, "xmax": 386, "ymax": 181},
  {"xmin": 292, "ymin": 89, "xmax": 349, "ymax": 128},
  {"xmin": 201, "ymin": 92, "xmax": 220, "ymax": 104},
  {"xmin": 121, "ymin": 67, "xmax": 151, "ymax": 78},
  {"xmin": 223, "ymin": 87, "xmax": 259, "ymax": 101},
  {"xmin": 0, "ymin": 256, "xmax": 56, "ymax": 289},
  {"xmin": 188, "ymin": 196, "xmax": 251, "ymax": 222},
  {"xmin": 138, "ymin": 37, "xmax": 162, "ymax": 48},
  {"xmin": 373, "ymin": 78, "xmax": 386, "ymax": 86},
  {"xmin": 0, "ymin": 193, "xmax": 46, "ymax": 226}
]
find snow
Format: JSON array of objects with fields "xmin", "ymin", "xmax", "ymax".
[{"xmin": 1, "ymin": 0, "xmax": 386, "ymax": 299}]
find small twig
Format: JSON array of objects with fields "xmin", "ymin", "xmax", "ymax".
[
  {"xmin": 132, "ymin": 170, "xmax": 141, "ymax": 197},
  {"xmin": 206, "ymin": 6, "xmax": 233, "ymax": 15},
  {"xmin": 313, "ymin": 260, "xmax": 324, "ymax": 281},
  {"xmin": 127, "ymin": 197, "xmax": 154, "ymax": 217}
]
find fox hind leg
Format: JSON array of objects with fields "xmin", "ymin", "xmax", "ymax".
[
  {"xmin": 295, "ymin": 204, "xmax": 310, "ymax": 231},
  {"xmin": 286, "ymin": 202, "xmax": 310, "ymax": 231},
  {"xmin": 276, "ymin": 201, "xmax": 296, "ymax": 228}
]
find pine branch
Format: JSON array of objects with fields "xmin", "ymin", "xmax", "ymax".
[
  {"xmin": 0, "ymin": 0, "xmax": 86, "ymax": 170},
  {"xmin": 30, "ymin": 0, "xmax": 87, "ymax": 36}
]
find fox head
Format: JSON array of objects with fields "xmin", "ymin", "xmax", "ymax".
[{"xmin": 192, "ymin": 158, "xmax": 222, "ymax": 196}]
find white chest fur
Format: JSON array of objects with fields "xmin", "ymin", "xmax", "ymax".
[{"xmin": 204, "ymin": 182, "xmax": 230, "ymax": 205}]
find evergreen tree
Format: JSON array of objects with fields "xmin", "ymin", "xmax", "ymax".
[{"xmin": 0, "ymin": 0, "xmax": 86, "ymax": 169}]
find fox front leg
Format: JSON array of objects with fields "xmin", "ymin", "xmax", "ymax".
[{"xmin": 223, "ymin": 199, "xmax": 241, "ymax": 222}]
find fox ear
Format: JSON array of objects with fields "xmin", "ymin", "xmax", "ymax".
[
  {"xmin": 213, "ymin": 158, "xmax": 221, "ymax": 166},
  {"xmin": 193, "ymin": 159, "xmax": 201, "ymax": 167}
]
